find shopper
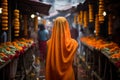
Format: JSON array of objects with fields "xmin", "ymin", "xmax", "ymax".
[
  {"xmin": 70, "ymin": 26, "xmax": 79, "ymax": 41},
  {"xmin": 45, "ymin": 17, "xmax": 78, "ymax": 80},
  {"xmin": 38, "ymin": 24, "xmax": 49, "ymax": 63}
]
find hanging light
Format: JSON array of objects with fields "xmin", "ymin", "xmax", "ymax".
[
  {"xmin": 103, "ymin": 11, "xmax": 106, "ymax": 16},
  {"xmin": 31, "ymin": 14, "xmax": 35, "ymax": 18},
  {"xmin": 0, "ymin": 8, "xmax": 2, "ymax": 14},
  {"xmin": 47, "ymin": 20, "xmax": 51, "ymax": 25},
  {"xmin": 38, "ymin": 16, "xmax": 41, "ymax": 20}
]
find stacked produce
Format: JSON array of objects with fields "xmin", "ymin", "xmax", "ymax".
[
  {"xmin": 80, "ymin": 36, "xmax": 106, "ymax": 50},
  {"xmin": 0, "ymin": 38, "xmax": 34, "ymax": 65},
  {"xmin": 1, "ymin": 0, "xmax": 8, "ymax": 30},
  {"xmin": 80, "ymin": 37, "xmax": 119, "ymax": 52},
  {"xmin": 80, "ymin": 36, "xmax": 120, "ymax": 67},
  {"xmin": 13, "ymin": 9, "xmax": 20, "ymax": 37}
]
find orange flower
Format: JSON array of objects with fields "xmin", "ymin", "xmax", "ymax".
[{"xmin": 0, "ymin": 53, "xmax": 7, "ymax": 57}]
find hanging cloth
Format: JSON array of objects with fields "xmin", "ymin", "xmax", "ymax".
[{"xmin": 46, "ymin": 17, "xmax": 78, "ymax": 80}]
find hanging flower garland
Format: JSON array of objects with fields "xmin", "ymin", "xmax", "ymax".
[
  {"xmin": 83, "ymin": 11, "xmax": 88, "ymax": 28},
  {"xmin": 73, "ymin": 14, "xmax": 78, "ymax": 24},
  {"xmin": 1, "ymin": 0, "xmax": 8, "ymax": 31},
  {"xmin": 108, "ymin": 14, "xmax": 113, "ymax": 35},
  {"xmin": 95, "ymin": 14, "xmax": 100, "ymax": 36},
  {"xmin": 89, "ymin": 4, "xmax": 94, "ymax": 22},
  {"xmin": 98, "ymin": 0, "xmax": 104, "ymax": 23},
  {"xmin": 77, "ymin": 11, "xmax": 84, "ymax": 25},
  {"xmin": 34, "ymin": 16, "xmax": 38, "ymax": 32},
  {"xmin": 13, "ymin": 9, "xmax": 20, "ymax": 37}
]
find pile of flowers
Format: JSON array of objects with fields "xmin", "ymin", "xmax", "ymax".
[
  {"xmin": 80, "ymin": 36, "xmax": 120, "ymax": 67},
  {"xmin": 0, "ymin": 38, "xmax": 34, "ymax": 65}
]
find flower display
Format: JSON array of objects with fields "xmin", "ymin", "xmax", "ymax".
[{"xmin": 0, "ymin": 38, "xmax": 34, "ymax": 65}]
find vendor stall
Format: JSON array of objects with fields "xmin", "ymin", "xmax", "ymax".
[
  {"xmin": 79, "ymin": 36, "xmax": 120, "ymax": 80},
  {"xmin": 0, "ymin": 0, "xmax": 51, "ymax": 79},
  {"xmin": 0, "ymin": 38, "xmax": 35, "ymax": 80},
  {"xmin": 74, "ymin": 0, "xmax": 120, "ymax": 80}
]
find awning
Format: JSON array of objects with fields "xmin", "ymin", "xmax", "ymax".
[
  {"xmin": 56, "ymin": 4, "xmax": 72, "ymax": 11},
  {"xmin": 18, "ymin": 0, "xmax": 51, "ymax": 15}
]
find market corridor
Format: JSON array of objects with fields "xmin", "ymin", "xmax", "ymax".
[
  {"xmin": 25, "ymin": 27, "xmax": 88, "ymax": 80},
  {"xmin": 1, "ymin": 0, "xmax": 120, "ymax": 80}
]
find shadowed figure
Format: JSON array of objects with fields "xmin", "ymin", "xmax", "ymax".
[{"xmin": 38, "ymin": 24, "xmax": 49, "ymax": 62}]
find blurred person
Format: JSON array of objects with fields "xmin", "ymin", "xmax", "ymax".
[
  {"xmin": 70, "ymin": 26, "xmax": 79, "ymax": 41},
  {"xmin": 46, "ymin": 17, "xmax": 78, "ymax": 80},
  {"xmin": 30, "ymin": 27, "xmax": 40, "ymax": 57},
  {"xmin": 38, "ymin": 24, "xmax": 49, "ymax": 63},
  {"xmin": 30, "ymin": 27, "xmax": 38, "ymax": 44},
  {"xmin": 1, "ymin": 31, "xmax": 7, "ymax": 43}
]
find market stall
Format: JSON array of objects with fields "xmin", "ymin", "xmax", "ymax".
[
  {"xmin": 79, "ymin": 36, "xmax": 120, "ymax": 80},
  {"xmin": 73, "ymin": 0, "xmax": 120, "ymax": 80},
  {"xmin": 0, "ymin": 38, "xmax": 35, "ymax": 80},
  {"xmin": 0, "ymin": 0, "xmax": 51, "ymax": 79}
]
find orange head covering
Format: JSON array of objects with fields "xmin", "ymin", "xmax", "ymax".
[{"xmin": 46, "ymin": 17, "xmax": 78, "ymax": 80}]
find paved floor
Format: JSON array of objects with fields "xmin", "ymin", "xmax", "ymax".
[{"xmin": 26, "ymin": 54, "xmax": 88, "ymax": 80}]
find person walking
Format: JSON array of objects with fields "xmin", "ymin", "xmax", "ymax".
[
  {"xmin": 38, "ymin": 24, "xmax": 49, "ymax": 63},
  {"xmin": 45, "ymin": 17, "xmax": 78, "ymax": 80}
]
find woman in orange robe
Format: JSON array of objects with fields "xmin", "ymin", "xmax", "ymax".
[{"xmin": 45, "ymin": 17, "xmax": 78, "ymax": 80}]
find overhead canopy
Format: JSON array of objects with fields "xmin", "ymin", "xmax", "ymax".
[{"xmin": 17, "ymin": 0, "xmax": 51, "ymax": 15}]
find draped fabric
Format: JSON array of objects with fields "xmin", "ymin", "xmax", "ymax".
[{"xmin": 46, "ymin": 17, "xmax": 78, "ymax": 80}]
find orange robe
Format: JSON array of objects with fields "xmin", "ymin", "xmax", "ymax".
[{"xmin": 46, "ymin": 17, "xmax": 78, "ymax": 80}]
